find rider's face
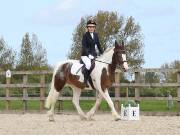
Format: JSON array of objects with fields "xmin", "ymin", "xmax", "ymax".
[{"xmin": 87, "ymin": 25, "xmax": 95, "ymax": 33}]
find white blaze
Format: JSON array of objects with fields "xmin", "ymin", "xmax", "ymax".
[
  {"xmin": 122, "ymin": 54, "xmax": 128, "ymax": 70},
  {"xmin": 122, "ymin": 54, "xmax": 126, "ymax": 61}
]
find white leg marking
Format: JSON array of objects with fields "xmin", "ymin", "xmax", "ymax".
[
  {"xmin": 47, "ymin": 90, "xmax": 59, "ymax": 122},
  {"xmin": 72, "ymin": 88, "xmax": 87, "ymax": 120},
  {"xmin": 87, "ymin": 93, "xmax": 103, "ymax": 120}
]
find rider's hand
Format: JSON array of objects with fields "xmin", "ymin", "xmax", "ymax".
[{"xmin": 88, "ymin": 55, "xmax": 94, "ymax": 59}]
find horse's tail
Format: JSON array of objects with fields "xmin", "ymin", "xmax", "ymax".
[{"xmin": 45, "ymin": 62, "xmax": 66, "ymax": 109}]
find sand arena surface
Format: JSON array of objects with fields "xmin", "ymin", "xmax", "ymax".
[{"xmin": 0, "ymin": 114, "xmax": 180, "ymax": 135}]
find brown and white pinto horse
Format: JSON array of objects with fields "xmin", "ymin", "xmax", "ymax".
[{"xmin": 45, "ymin": 40, "xmax": 128, "ymax": 121}]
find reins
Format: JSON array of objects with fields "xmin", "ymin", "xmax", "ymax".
[
  {"xmin": 75, "ymin": 59, "xmax": 110, "ymax": 74},
  {"xmin": 95, "ymin": 59, "xmax": 128, "ymax": 65},
  {"xmin": 94, "ymin": 59, "xmax": 111, "ymax": 65}
]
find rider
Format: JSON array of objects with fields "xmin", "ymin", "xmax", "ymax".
[{"xmin": 81, "ymin": 19, "xmax": 103, "ymax": 87}]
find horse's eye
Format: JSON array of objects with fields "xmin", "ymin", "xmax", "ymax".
[{"xmin": 117, "ymin": 53, "xmax": 121, "ymax": 57}]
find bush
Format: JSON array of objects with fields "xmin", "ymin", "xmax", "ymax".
[
  {"xmin": 123, "ymin": 100, "xmax": 137, "ymax": 107},
  {"xmin": 61, "ymin": 87, "xmax": 73, "ymax": 96}
]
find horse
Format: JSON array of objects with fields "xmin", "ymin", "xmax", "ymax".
[{"xmin": 45, "ymin": 40, "xmax": 129, "ymax": 121}]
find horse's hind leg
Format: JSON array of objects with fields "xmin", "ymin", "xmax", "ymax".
[
  {"xmin": 46, "ymin": 66, "xmax": 66, "ymax": 121},
  {"xmin": 46, "ymin": 89, "xmax": 60, "ymax": 122},
  {"xmin": 86, "ymin": 93, "xmax": 103, "ymax": 120},
  {"xmin": 72, "ymin": 87, "xmax": 87, "ymax": 120}
]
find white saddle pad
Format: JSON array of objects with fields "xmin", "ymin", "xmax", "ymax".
[
  {"xmin": 70, "ymin": 61, "xmax": 96, "ymax": 89},
  {"xmin": 71, "ymin": 62, "xmax": 83, "ymax": 75},
  {"xmin": 70, "ymin": 62, "xmax": 84, "ymax": 82}
]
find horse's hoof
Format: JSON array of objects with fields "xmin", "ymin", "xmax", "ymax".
[
  {"xmin": 87, "ymin": 117, "xmax": 95, "ymax": 121},
  {"xmin": 115, "ymin": 117, "xmax": 121, "ymax": 121},
  {"xmin": 49, "ymin": 119, "xmax": 55, "ymax": 122},
  {"xmin": 49, "ymin": 116, "xmax": 55, "ymax": 122},
  {"xmin": 80, "ymin": 115, "xmax": 88, "ymax": 121}
]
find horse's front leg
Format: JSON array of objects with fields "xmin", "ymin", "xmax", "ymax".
[
  {"xmin": 72, "ymin": 87, "xmax": 87, "ymax": 120},
  {"xmin": 86, "ymin": 93, "xmax": 103, "ymax": 120},
  {"xmin": 99, "ymin": 89, "xmax": 121, "ymax": 121}
]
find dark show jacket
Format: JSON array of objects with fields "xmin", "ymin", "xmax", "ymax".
[{"xmin": 81, "ymin": 32, "xmax": 103, "ymax": 57}]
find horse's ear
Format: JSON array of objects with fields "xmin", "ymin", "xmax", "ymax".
[
  {"xmin": 121, "ymin": 40, "xmax": 124, "ymax": 47},
  {"xmin": 115, "ymin": 40, "xmax": 119, "ymax": 47}
]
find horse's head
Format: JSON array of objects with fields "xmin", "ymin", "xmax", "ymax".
[{"xmin": 113, "ymin": 40, "xmax": 129, "ymax": 71}]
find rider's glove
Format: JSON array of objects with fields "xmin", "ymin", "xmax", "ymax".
[{"xmin": 88, "ymin": 55, "xmax": 94, "ymax": 59}]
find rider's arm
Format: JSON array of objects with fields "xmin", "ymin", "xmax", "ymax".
[
  {"xmin": 82, "ymin": 34, "xmax": 90, "ymax": 55},
  {"xmin": 96, "ymin": 34, "xmax": 103, "ymax": 55}
]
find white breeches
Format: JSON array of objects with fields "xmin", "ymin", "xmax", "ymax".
[{"xmin": 81, "ymin": 56, "xmax": 91, "ymax": 70}]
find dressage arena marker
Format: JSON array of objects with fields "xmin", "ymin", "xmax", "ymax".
[
  {"xmin": 6, "ymin": 70, "xmax": 11, "ymax": 78},
  {"xmin": 121, "ymin": 104, "xmax": 140, "ymax": 120}
]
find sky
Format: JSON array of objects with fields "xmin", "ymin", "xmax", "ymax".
[{"xmin": 0, "ymin": 0, "xmax": 180, "ymax": 68}]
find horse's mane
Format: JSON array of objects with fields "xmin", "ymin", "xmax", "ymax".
[
  {"xmin": 97, "ymin": 46, "xmax": 114, "ymax": 59},
  {"xmin": 104, "ymin": 46, "xmax": 114, "ymax": 53}
]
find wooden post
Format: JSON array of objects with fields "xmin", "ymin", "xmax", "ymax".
[
  {"xmin": 114, "ymin": 70, "xmax": 120, "ymax": 111},
  {"xmin": 126, "ymin": 87, "xmax": 129, "ymax": 98},
  {"xmin": 57, "ymin": 100, "xmax": 63, "ymax": 112},
  {"xmin": 57, "ymin": 91, "xmax": 63, "ymax": 112},
  {"xmin": 40, "ymin": 74, "xmax": 45, "ymax": 111},
  {"xmin": 177, "ymin": 72, "xmax": 180, "ymax": 115},
  {"xmin": 6, "ymin": 70, "xmax": 11, "ymax": 110},
  {"xmin": 23, "ymin": 74, "xmax": 28, "ymax": 112},
  {"xmin": 135, "ymin": 72, "xmax": 140, "ymax": 103}
]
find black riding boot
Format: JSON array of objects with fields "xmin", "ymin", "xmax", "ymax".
[{"xmin": 83, "ymin": 68, "xmax": 90, "ymax": 87}]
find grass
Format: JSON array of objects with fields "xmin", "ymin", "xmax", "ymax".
[
  {"xmin": 0, "ymin": 100, "xmax": 177, "ymax": 112},
  {"xmin": 140, "ymin": 100, "xmax": 176, "ymax": 112}
]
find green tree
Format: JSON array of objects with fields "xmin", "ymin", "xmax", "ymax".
[
  {"xmin": 121, "ymin": 16, "xmax": 144, "ymax": 68},
  {"xmin": 144, "ymin": 72, "xmax": 159, "ymax": 83},
  {"xmin": 16, "ymin": 33, "xmax": 49, "ymax": 70},
  {"xmin": 31, "ymin": 34, "xmax": 48, "ymax": 70},
  {"xmin": 0, "ymin": 37, "xmax": 16, "ymax": 70},
  {"xmin": 95, "ymin": 11, "xmax": 122, "ymax": 50},
  {"xmin": 67, "ymin": 18, "xmax": 86, "ymax": 59},
  {"xmin": 161, "ymin": 60, "xmax": 180, "ymax": 83},
  {"xmin": 17, "ymin": 33, "xmax": 33, "ymax": 70},
  {"xmin": 68, "ymin": 11, "xmax": 144, "ymax": 68}
]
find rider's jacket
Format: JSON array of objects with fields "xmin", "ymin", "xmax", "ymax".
[{"xmin": 81, "ymin": 32, "xmax": 103, "ymax": 57}]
